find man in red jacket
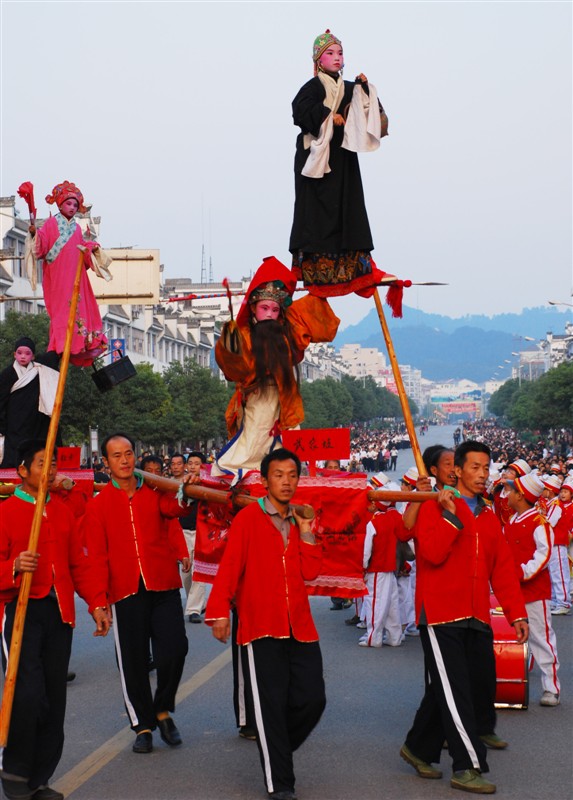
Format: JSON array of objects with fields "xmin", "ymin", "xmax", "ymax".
[
  {"xmin": 206, "ymin": 448, "xmax": 325, "ymax": 800},
  {"xmin": 84, "ymin": 433, "xmax": 199, "ymax": 755},
  {"xmin": 400, "ymin": 441, "xmax": 528, "ymax": 795},
  {"xmin": 0, "ymin": 440, "xmax": 110, "ymax": 800}
]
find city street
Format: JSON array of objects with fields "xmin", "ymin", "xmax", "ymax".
[{"xmin": 2, "ymin": 425, "xmax": 571, "ymax": 800}]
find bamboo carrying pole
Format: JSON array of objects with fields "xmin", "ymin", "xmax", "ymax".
[
  {"xmin": 372, "ymin": 289, "xmax": 427, "ymax": 477},
  {"xmin": 0, "ymin": 250, "xmax": 85, "ymax": 747}
]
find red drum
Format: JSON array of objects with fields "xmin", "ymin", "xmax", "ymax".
[{"xmin": 490, "ymin": 596, "xmax": 530, "ymax": 710}]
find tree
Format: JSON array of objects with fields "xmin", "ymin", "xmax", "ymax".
[
  {"xmin": 488, "ymin": 378, "xmax": 521, "ymax": 418},
  {"xmin": 0, "ymin": 310, "xmax": 50, "ymax": 364},
  {"xmin": 163, "ymin": 359, "xmax": 231, "ymax": 448}
]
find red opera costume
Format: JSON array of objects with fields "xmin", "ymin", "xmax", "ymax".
[
  {"xmin": 34, "ymin": 181, "xmax": 107, "ymax": 366},
  {"xmin": 213, "ymin": 257, "xmax": 339, "ymax": 477}
]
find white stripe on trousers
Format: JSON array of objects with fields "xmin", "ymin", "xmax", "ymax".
[
  {"xmin": 427, "ymin": 626, "xmax": 480, "ymax": 770},
  {"xmin": 111, "ymin": 603, "xmax": 139, "ymax": 727},
  {"xmin": 246, "ymin": 643, "xmax": 274, "ymax": 793},
  {"xmin": 237, "ymin": 645, "xmax": 247, "ymax": 727}
]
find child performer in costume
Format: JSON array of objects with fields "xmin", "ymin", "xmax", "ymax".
[
  {"xmin": 289, "ymin": 30, "xmax": 389, "ymax": 298},
  {"xmin": 29, "ymin": 181, "xmax": 108, "ymax": 366},
  {"xmin": 213, "ymin": 256, "xmax": 339, "ymax": 478},
  {"xmin": 0, "ymin": 337, "xmax": 60, "ymax": 467}
]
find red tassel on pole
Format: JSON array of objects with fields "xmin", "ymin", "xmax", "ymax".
[
  {"xmin": 385, "ymin": 279, "xmax": 412, "ymax": 318},
  {"xmin": 17, "ymin": 181, "xmax": 37, "ymax": 221}
]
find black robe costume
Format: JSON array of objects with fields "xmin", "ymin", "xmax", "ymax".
[
  {"xmin": 289, "ymin": 76, "xmax": 387, "ymax": 297},
  {"xmin": 0, "ymin": 351, "xmax": 60, "ymax": 467}
]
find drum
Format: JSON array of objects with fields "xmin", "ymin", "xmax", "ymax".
[{"xmin": 490, "ymin": 598, "xmax": 530, "ymax": 710}]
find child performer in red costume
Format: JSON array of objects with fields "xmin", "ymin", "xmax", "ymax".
[
  {"xmin": 29, "ymin": 181, "xmax": 108, "ymax": 366},
  {"xmin": 213, "ymin": 256, "xmax": 339, "ymax": 479},
  {"xmin": 289, "ymin": 29, "xmax": 389, "ymax": 298}
]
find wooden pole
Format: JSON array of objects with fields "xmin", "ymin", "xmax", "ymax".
[
  {"xmin": 134, "ymin": 470, "xmax": 439, "ymax": 510},
  {"xmin": 0, "ymin": 249, "xmax": 85, "ymax": 746},
  {"xmin": 372, "ymin": 289, "xmax": 427, "ymax": 477}
]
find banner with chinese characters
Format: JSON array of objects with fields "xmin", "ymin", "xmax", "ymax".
[{"xmin": 282, "ymin": 428, "xmax": 350, "ymax": 464}]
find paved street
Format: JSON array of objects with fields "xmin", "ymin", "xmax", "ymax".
[{"xmin": 2, "ymin": 425, "xmax": 571, "ymax": 800}]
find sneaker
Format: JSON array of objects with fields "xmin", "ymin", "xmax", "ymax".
[
  {"xmin": 479, "ymin": 733, "xmax": 508, "ymax": 749},
  {"xmin": 551, "ymin": 606, "xmax": 571, "ymax": 615},
  {"xmin": 356, "ymin": 621, "xmax": 367, "ymax": 629},
  {"xmin": 1, "ymin": 779, "xmax": 34, "ymax": 800},
  {"xmin": 450, "ymin": 769, "xmax": 496, "ymax": 794},
  {"xmin": 345, "ymin": 615, "xmax": 360, "ymax": 626},
  {"xmin": 238, "ymin": 725, "xmax": 257, "ymax": 740},
  {"xmin": 540, "ymin": 691, "xmax": 560, "ymax": 706},
  {"xmin": 399, "ymin": 744, "xmax": 442, "ymax": 779}
]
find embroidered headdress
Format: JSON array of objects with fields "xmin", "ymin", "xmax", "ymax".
[
  {"xmin": 45, "ymin": 181, "xmax": 86, "ymax": 213},
  {"xmin": 249, "ymin": 281, "xmax": 292, "ymax": 309},
  {"xmin": 312, "ymin": 29, "xmax": 342, "ymax": 75}
]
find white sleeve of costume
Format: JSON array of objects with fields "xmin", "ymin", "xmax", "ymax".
[
  {"xmin": 342, "ymin": 83, "xmax": 381, "ymax": 153},
  {"xmin": 545, "ymin": 501, "xmax": 562, "ymax": 528},
  {"xmin": 301, "ymin": 112, "xmax": 335, "ymax": 178},
  {"xmin": 521, "ymin": 522, "xmax": 553, "ymax": 581},
  {"xmin": 363, "ymin": 520, "xmax": 376, "ymax": 570}
]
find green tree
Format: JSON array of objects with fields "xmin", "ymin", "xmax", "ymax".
[
  {"xmin": 163, "ymin": 359, "xmax": 231, "ymax": 448},
  {"xmin": 301, "ymin": 378, "xmax": 353, "ymax": 428},
  {"xmin": 488, "ymin": 378, "xmax": 521, "ymax": 418},
  {"xmin": 0, "ymin": 309, "xmax": 50, "ymax": 364}
]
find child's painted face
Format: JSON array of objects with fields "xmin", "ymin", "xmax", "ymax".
[
  {"xmin": 14, "ymin": 346, "xmax": 34, "ymax": 366},
  {"xmin": 253, "ymin": 300, "xmax": 280, "ymax": 321},
  {"xmin": 60, "ymin": 198, "xmax": 79, "ymax": 220},
  {"xmin": 319, "ymin": 44, "xmax": 343, "ymax": 74}
]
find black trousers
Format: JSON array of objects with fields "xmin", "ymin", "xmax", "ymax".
[
  {"xmin": 405, "ymin": 624, "xmax": 494, "ymax": 773},
  {"xmin": 243, "ymin": 637, "xmax": 326, "ymax": 795},
  {"xmin": 112, "ymin": 581, "xmax": 188, "ymax": 732},
  {"xmin": 232, "ymin": 609, "xmax": 255, "ymax": 730},
  {"xmin": 1, "ymin": 596, "xmax": 72, "ymax": 789}
]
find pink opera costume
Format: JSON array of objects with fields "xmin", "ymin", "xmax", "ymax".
[{"xmin": 32, "ymin": 181, "xmax": 108, "ymax": 366}]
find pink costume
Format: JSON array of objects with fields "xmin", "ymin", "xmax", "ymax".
[{"xmin": 34, "ymin": 181, "xmax": 107, "ymax": 366}]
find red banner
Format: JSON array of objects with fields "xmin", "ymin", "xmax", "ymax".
[
  {"xmin": 194, "ymin": 471, "xmax": 369, "ymax": 597},
  {"xmin": 56, "ymin": 447, "xmax": 81, "ymax": 469}
]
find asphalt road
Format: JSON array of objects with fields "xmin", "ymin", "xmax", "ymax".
[
  {"xmin": 4, "ymin": 425, "xmax": 572, "ymax": 800},
  {"xmin": 49, "ymin": 592, "xmax": 571, "ymax": 800}
]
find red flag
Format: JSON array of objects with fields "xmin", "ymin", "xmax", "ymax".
[{"xmin": 17, "ymin": 181, "xmax": 36, "ymax": 220}]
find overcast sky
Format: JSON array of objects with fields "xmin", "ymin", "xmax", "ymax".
[{"xmin": 2, "ymin": 1, "xmax": 571, "ymax": 329}]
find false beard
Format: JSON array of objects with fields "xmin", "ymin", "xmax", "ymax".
[{"xmin": 251, "ymin": 319, "xmax": 299, "ymax": 394}]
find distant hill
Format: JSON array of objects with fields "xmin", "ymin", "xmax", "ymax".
[{"xmin": 335, "ymin": 306, "xmax": 571, "ymax": 382}]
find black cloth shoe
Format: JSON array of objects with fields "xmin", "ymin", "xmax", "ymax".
[
  {"xmin": 132, "ymin": 731, "xmax": 153, "ymax": 753},
  {"xmin": 269, "ymin": 792, "xmax": 297, "ymax": 800},
  {"xmin": 238, "ymin": 725, "xmax": 257, "ymax": 740},
  {"xmin": 32, "ymin": 789, "xmax": 65, "ymax": 800},
  {"xmin": 188, "ymin": 613, "xmax": 202, "ymax": 624},
  {"xmin": 66, "ymin": 671, "xmax": 76, "ymax": 682},
  {"xmin": 1, "ymin": 779, "xmax": 34, "ymax": 800},
  {"xmin": 157, "ymin": 717, "xmax": 182, "ymax": 746}
]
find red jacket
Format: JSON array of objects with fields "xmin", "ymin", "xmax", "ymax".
[
  {"xmin": 205, "ymin": 500, "xmax": 322, "ymax": 645},
  {"xmin": 551, "ymin": 500, "xmax": 573, "ymax": 547},
  {"xmin": 364, "ymin": 508, "xmax": 400, "ymax": 573},
  {"xmin": 0, "ymin": 492, "xmax": 99, "ymax": 625},
  {"xmin": 414, "ymin": 496, "xmax": 526, "ymax": 627},
  {"xmin": 83, "ymin": 481, "xmax": 189, "ymax": 607},
  {"xmin": 503, "ymin": 508, "xmax": 552, "ymax": 603}
]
